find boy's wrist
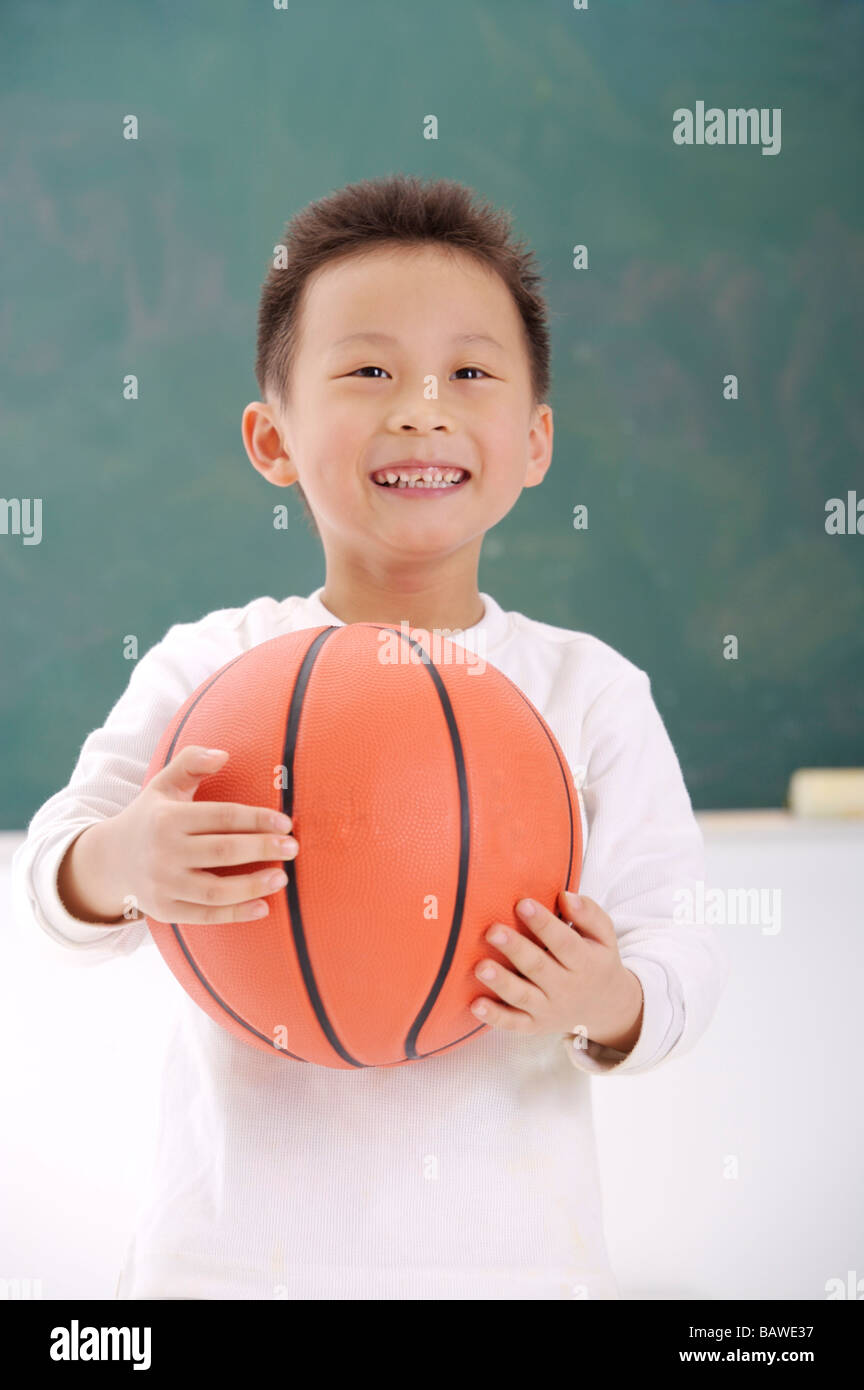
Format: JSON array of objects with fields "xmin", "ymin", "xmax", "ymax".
[
  {"xmin": 589, "ymin": 968, "xmax": 644, "ymax": 1053},
  {"xmin": 57, "ymin": 819, "xmax": 130, "ymax": 925}
]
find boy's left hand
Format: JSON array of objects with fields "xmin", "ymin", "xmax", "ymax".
[{"xmin": 470, "ymin": 889, "xmax": 644, "ymax": 1053}]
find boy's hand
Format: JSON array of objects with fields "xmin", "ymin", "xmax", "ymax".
[
  {"xmin": 470, "ymin": 889, "xmax": 644, "ymax": 1053},
  {"xmin": 107, "ymin": 746, "xmax": 298, "ymax": 925}
]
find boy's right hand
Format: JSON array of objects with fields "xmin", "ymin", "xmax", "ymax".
[{"xmin": 108, "ymin": 746, "xmax": 298, "ymax": 925}]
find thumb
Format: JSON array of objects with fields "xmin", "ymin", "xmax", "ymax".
[
  {"xmin": 150, "ymin": 745, "xmax": 229, "ymax": 800},
  {"xmin": 558, "ymin": 888, "xmax": 616, "ymax": 946}
]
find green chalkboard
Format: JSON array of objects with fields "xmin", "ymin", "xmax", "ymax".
[{"xmin": 1, "ymin": 0, "xmax": 862, "ymax": 825}]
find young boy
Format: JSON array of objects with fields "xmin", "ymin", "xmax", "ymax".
[{"xmin": 12, "ymin": 174, "xmax": 727, "ymax": 1301}]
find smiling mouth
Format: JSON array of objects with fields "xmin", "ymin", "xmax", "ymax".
[{"xmin": 370, "ymin": 467, "xmax": 471, "ymax": 490}]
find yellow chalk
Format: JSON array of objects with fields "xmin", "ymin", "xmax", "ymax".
[{"xmin": 787, "ymin": 768, "xmax": 864, "ymax": 817}]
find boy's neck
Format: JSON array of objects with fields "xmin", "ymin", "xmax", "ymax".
[{"xmin": 319, "ymin": 563, "xmax": 485, "ymax": 635}]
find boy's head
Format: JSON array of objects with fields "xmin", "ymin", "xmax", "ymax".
[{"xmin": 243, "ymin": 174, "xmax": 553, "ymax": 570}]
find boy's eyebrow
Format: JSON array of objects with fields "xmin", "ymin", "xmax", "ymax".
[{"xmin": 327, "ymin": 330, "xmax": 506, "ymax": 352}]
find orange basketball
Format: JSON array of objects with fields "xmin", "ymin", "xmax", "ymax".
[{"xmin": 143, "ymin": 623, "xmax": 582, "ymax": 1069}]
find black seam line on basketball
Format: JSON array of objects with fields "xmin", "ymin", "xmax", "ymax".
[
  {"xmin": 287, "ymin": 626, "xmax": 481, "ymax": 1065},
  {"xmin": 390, "ymin": 632, "xmax": 471, "ymax": 1061},
  {"xmin": 358, "ymin": 627, "xmax": 487, "ymax": 1061},
  {"xmin": 416, "ymin": 1022, "xmax": 486, "ymax": 1057},
  {"xmin": 169, "ymin": 929, "xmax": 308, "ymax": 1060},
  {"xmin": 284, "ymin": 625, "xmax": 479, "ymax": 1067},
  {"xmin": 281, "ymin": 626, "xmax": 368, "ymax": 1068},
  {"xmin": 382, "ymin": 1022, "xmax": 487, "ymax": 1067},
  {"xmin": 163, "ymin": 649, "xmax": 309, "ymax": 1063}
]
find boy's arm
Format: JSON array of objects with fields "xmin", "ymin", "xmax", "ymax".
[
  {"xmin": 565, "ymin": 668, "xmax": 729, "ymax": 1077},
  {"xmin": 10, "ymin": 615, "xmax": 240, "ymax": 965}
]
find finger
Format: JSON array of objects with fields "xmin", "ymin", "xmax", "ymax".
[
  {"xmin": 482, "ymin": 920, "xmax": 566, "ymax": 997},
  {"xmin": 176, "ymin": 800, "xmax": 294, "ymax": 836},
  {"xmin": 151, "ymin": 896, "xmax": 274, "ymax": 927},
  {"xmin": 174, "ymin": 864, "xmax": 289, "ymax": 910},
  {"xmin": 150, "ymin": 745, "xmax": 230, "ymax": 798},
  {"xmin": 473, "ymin": 956, "xmax": 547, "ymax": 1019},
  {"xmin": 557, "ymin": 889, "xmax": 617, "ymax": 947},
  {"xmin": 181, "ymin": 831, "xmax": 298, "ymax": 869},
  {"xmin": 470, "ymin": 989, "xmax": 536, "ymax": 1032},
  {"xmin": 510, "ymin": 897, "xmax": 583, "ymax": 970}
]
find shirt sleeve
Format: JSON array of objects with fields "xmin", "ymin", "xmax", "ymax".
[
  {"xmin": 9, "ymin": 616, "xmax": 237, "ymax": 966},
  {"xmin": 562, "ymin": 668, "xmax": 729, "ymax": 1077}
]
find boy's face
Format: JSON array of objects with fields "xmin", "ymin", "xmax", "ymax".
[{"xmin": 244, "ymin": 243, "xmax": 552, "ymax": 566}]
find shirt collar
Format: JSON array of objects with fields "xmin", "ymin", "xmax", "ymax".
[{"xmin": 294, "ymin": 585, "xmax": 509, "ymax": 654}]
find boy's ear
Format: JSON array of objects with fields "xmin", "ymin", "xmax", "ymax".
[
  {"xmin": 241, "ymin": 400, "xmax": 298, "ymax": 487},
  {"xmin": 524, "ymin": 403, "xmax": 553, "ymax": 488}
]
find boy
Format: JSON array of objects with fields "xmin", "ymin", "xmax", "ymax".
[{"xmin": 12, "ymin": 174, "xmax": 727, "ymax": 1301}]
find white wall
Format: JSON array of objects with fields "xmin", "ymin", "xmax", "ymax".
[{"xmin": 594, "ymin": 814, "xmax": 864, "ymax": 1300}]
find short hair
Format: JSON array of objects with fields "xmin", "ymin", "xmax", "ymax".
[{"xmin": 254, "ymin": 174, "xmax": 552, "ymax": 538}]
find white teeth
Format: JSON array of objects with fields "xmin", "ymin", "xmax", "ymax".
[{"xmin": 373, "ymin": 468, "xmax": 467, "ymax": 488}]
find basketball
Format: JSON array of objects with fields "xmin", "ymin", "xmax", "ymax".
[{"xmin": 142, "ymin": 622, "xmax": 582, "ymax": 1069}]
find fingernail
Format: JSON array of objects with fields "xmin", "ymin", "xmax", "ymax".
[
  {"xmin": 567, "ymin": 891, "xmax": 583, "ymax": 911},
  {"xmin": 249, "ymin": 902, "xmax": 268, "ymax": 918},
  {"xmin": 518, "ymin": 899, "xmax": 536, "ymax": 916},
  {"xmin": 266, "ymin": 871, "xmax": 288, "ymax": 890}
]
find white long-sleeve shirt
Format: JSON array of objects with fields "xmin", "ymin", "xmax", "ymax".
[{"xmin": 11, "ymin": 586, "xmax": 727, "ymax": 1301}]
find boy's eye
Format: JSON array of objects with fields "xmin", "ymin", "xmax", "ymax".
[{"xmin": 347, "ymin": 366, "xmax": 490, "ymax": 380}]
